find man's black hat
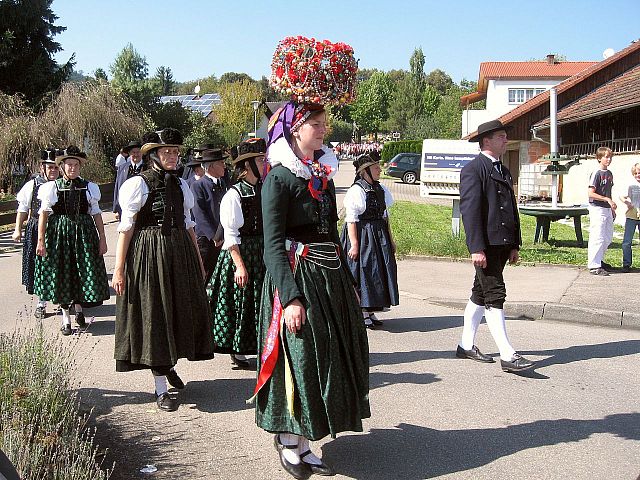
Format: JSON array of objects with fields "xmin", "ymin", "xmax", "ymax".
[{"xmin": 468, "ymin": 119, "xmax": 512, "ymax": 143}]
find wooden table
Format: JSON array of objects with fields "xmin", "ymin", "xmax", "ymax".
[{"xmin": 519, "ymin": 205, "xmax": 589, "ymax": 247}]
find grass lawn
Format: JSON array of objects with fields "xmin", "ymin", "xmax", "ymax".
[{"xmin": 388, "ymin": 201, "xmax": 626, "ymax": 267}]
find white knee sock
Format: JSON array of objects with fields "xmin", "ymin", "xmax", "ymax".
[
  {"xmin": 75, "ymin": 304, "xmax": 83, "ymax": 313},
  {"xmin": 154, "ymin": 375, "xmax": 168, "ymax": 396},
  {"xmin": 37, "ymin": 300, "xmax": 46, "ymax": 308},
  {"xmin": 483, "ymin": 307, "xmax": 516, "ymax": 360},
  {"xmin": 297, "ymin": 437, "xmax": 322, "ymax": 465},
  {"xmin": 460, "ymin": 300, "xmax": 484, "ymax": 350},
  {"xmin": 278, "ymin": 434, "xmax": 301, "ymax": 464},
  {"xmin": 61, "ymin": 308, "xmax": 71, "ymax": 326}
]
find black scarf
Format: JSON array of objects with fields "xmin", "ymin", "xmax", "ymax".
[{"xmin": 152, "ymin": 163, "xmax": 182, "ymax": 236}]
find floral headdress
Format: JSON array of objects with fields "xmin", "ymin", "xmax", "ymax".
[{"xmin": 270, "ymin": 36, "xmax": 358, "ymax": 105}]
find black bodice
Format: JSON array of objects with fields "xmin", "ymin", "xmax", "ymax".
[
  {"xmin": 51, "ymin": 178, "xmax": 90, "ymax": 216},
  {"xmin": 136, "ymin": 169, "xmax": 185, "ymax": 230},
  {"xmin": 28, "ymin": 175, "xmax": 47, "ymax": 217},
  {"xmin": 232, "ymin": 180, "xmax": 263, "ymax": 237},
  {"xmin": 355, "ymin": 178, "xmax": 386, "ymax": 221}
]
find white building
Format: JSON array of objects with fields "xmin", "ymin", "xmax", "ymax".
[{"xmin": 460, "ymin": 55, "xmax": 595, "ymax": 137}]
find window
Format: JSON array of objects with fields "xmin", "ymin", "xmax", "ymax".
[{"xmin": 508, "ymin": 88, "xmax": 546, "ymax": 104}]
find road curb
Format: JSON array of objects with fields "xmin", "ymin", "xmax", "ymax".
[{"xmin": 407, "ymin": 293, "xmax": 640, "ymax": 330}]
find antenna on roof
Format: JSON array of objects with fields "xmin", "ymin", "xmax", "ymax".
[{"xmin": 602, "ymin": 48, "xmax": 615, "ymax": 59}]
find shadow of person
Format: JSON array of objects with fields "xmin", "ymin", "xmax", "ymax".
[
  {"xmin": 370, "ymin": 371, "xmax": 440, "ymax": 390},
  {"xmin": 381, "ymin": 315, "xmax": 461, "ymax": 334},
  {"xmin": 322, "ymin": 414, "xmax": 640, "ymax": 479},
  {"xmin": 522, "ymin": 340, "xmax": 640, "ymax": 369},
  {"xmin": 180, "ymin": 378, "xmax": 255, "ymax": 414}
]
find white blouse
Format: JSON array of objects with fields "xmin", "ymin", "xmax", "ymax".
[
  {"xmin": 38, "ymin": 180, "xmax": 102, "ymax": 216},
  {"xmin": 219, "ymin": 188, "xmax": 244, "ymax": 250},
  {"xmin": 343, "ymin": 182, "xmax": 394, "ymax": 223},
  {"xmin": 116, "ymin": 175, "xmax": 196, "ymax": 232},
  {"xmin": 16, "ymin": 178, "xmax": 39, "ymax": 213}
]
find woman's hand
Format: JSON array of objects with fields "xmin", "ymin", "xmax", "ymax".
[
  {"xmin": 99, "ymin": 239, "xmax": 108, "ymax": 256},
  {"xmin": 36, "ymin": 239, "xmax": 46, "ymax": 257},
  {"xmin": 390, "ymin": 239, "xmax": 397, "ymax": 255},
  {"xmin": 11, "ymin": 229, "xmax": 21, "ymax": 242},
  {"xmin": 348, "ymin": 243, "xmax": 359, "ymax": 260},
  {"xmin": 234, "ymin": 264, "xmax": 249, "ymax": 288},
  {"xmin": 284, "ymin": 298, "xmax": 306, "ymax": 333},
  {"xmin": 112, "ymin": 268, "xmax": 125, "ymax": 296}
]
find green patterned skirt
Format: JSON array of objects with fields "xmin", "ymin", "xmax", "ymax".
[
  {"xmin": 207, "ymin": 235, "xmax": 265, "ymax": 355},
  {"xmin": 115, "ymin": 227, "xmax": 215, "ymax": 371},
  {"xmin": 33, "ymin": 213, "xmax": 110, "ymax": 306},
  {"xmin": 255, "ymin": 245, "xmax": 370, "ymax": 441}
]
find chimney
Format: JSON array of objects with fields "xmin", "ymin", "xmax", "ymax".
[{"xmin": 546, "ymin": 54, "xmax": 556, "ymax": 65}]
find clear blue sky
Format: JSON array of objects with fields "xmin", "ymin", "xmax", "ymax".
[{"xmin": 53, "ymin": 0, "xmax": 640, "ymax": 85}]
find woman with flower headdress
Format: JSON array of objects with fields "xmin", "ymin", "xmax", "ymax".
[
  {"xmin": 111, "ymin": 128, "xmax": 215, "ymax": 413},
  {"xmin": 254, "ymin": 37, "xmax": 369, "ymax": 479},
  {"xmin": 33, "ymin": 146, "xmax": 110, "ymax": 335},
  {"xmin": 206, "ymin": 138, "xmax": 267, "ymax": 370},
  {"xmin": 341, "ymin": 152, "xmax": 399, "ymax": 328},
  {"xmin": 13, "ymin": 149, "xmax": 60, "ymax": 319}
]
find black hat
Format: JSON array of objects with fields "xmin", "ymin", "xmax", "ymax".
[
  {"xmin": 55, "ymin": 145, "xmax": 87, "ymax": 166},
  {"xmin": 184, "ymin": 156, "xmax": 204, "ymax": 167},
  {"xmin": 141, "ymin": 128, "xmax": 183, "ymax": 156},
  {"xmin": 201, "ymin": 149, "xmax": 229, "ymax": 163},
  {"xmin": 141, "ymin": 131, "xmax": 161, "ymax": 145},
  {"xmin": 194, "ymin": 143, "xmax": 218, "ymax": 153},
  {"xmin": 40, "ymin": 149, "xmax": 57, "ymax": 164},
  {"xmin": 122, "ymin": 140, "xmax": 142, "ymax": 154},
  {"xmin": 353, "ymin": 153, "xmax": 380, "ymax": 174},
  {"xmin": 230, "ymin": 138, "xmax": 267, "ymax": 165},
  {"xmin": 468, "ymin": 119, "xmax": 512, "ymax": 143}
]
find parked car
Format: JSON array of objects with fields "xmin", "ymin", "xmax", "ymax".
[{"xmin": 384, "ymin": 153, "xmax": 421, "ymax": 184}]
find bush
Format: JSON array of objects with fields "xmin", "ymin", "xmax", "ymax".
[
  {"xmin": 381, "ymin": 140, "xmax": 422, "ymax": 163},
  {"xmin": 0, "ymin": 324, "xmax": 112, "ymax": 479}
]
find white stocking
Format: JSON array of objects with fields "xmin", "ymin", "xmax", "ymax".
[
  {"xmin": 277, "ymin": 434, "xmax": 301, "ymax": 464},
  {"xmin": 460, "ymin": 300, "xmax": 484, "ymax": 350},
  {"xmin": 154, "ymin": 375, "xmax": 168, "ymax": 396},
  {"xmin": 297, "ymin": 437, "xmax": 322, "ymax": 465},
  {"xmin": 484, "ymin": 307, "xmax": 516, "ymax": 360}
]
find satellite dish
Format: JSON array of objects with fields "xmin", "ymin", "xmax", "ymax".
[
  {"xmin": 603, "ymin": 48, "xmax": 615, "ymax": 59},
  {"xmin": 194, "ymin": 84, "xmax": 201, "ymax": 95}
]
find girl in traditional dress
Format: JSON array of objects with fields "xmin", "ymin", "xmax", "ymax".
[
  {"xmin": 341, "ymin": 153, "xmax": 399, "ymax": 328},
  {"xmin": 112, "ymin": 128, "xmax": 215, "ymax": 413},
  {"xmin": 207, "ymin": 138, "xmax": 266, "ymax": 370},
  {"xmin": 33, "ymin": 146, "xmax": 110, "ymax": 335},
  {"xmin": 254, "ymin": 36, "xmax": 368, "ymax": 479},
  {"xmin": 13, "ymin": 150, "xmax": 60, "ymax": 318}
]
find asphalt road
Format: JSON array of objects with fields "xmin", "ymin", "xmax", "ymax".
[{"xmin": 0, "ymin": 163, "xmax": 639, "ymax": 479}]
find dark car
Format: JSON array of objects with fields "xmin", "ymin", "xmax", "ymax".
[{"xmin": 384, "ymin": 153, "xmax": 421, "ymax": 184}]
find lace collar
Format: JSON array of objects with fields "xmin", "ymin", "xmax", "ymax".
[{"xmin": 267, "ymin": 137, "xmax": 338, "ymax": 181}]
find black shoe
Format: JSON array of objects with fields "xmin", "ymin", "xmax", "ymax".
[
  {"xmin": 34, "ymin": 306, "xmax": 46, "ymax": 319},
  {"xmin": 155, "ymin": 392, "xmax": 178, "ymax": 412},
  {"xmin": 600, "ymin": 261, "xmax": 614, "ymax": 272},
  {"xmin": 166, "ymin": 369, "xmax": 185, "ymax": 389},
  {"xmin": 369, "ymin": 313, "xmax": 383, "ymax": 326},
  {"xmin": 456, "ymin": 345, "xmax": 495, "ymax": 363},
  {"xmin": 60, "ymin": 324, "xmax": 72, "ymax": 336},
  {"xmin": 300, "ymin": 450, "xmax": 335, "ymax": 476},
  {"xmin": 589, "ymin": 267, "xmax": 609, "ymax": 276},
  {"xmin": 500, "ymin": 353, "xmax": 535, "ymax": 372},
  {"xmin": 230, "ymin": 354, "xmax": 251, "ymax": 369},
  {"xmin": 274, "ymin": 435, "xmax": 311, "ymax": 479},
  {"xmin": 622, "ymin": 265, "xmax": 631, "ymax": 273},
  {"xmin": 75, "ymin": 312, "xmax": 86, "ymax": 328}
]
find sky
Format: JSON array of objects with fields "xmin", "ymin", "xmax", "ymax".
[{"xmin": 52, "ymin": 0, "xmax": 640, "ymax": 86}]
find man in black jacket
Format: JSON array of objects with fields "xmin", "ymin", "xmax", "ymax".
[{"xmin": 457, "ymin": 120, "xmax": 535, "ymax": 373}]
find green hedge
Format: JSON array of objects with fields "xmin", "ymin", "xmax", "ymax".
[{"xmin": 381, "ymin": 140, "xmax": 423, "ymax": 162}]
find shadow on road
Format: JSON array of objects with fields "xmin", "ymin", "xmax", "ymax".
[
  {"xmin": 522, "ymin": 340, "xmax": 640, "ymax": 368},
  {"xmin": 381, "ymin": 315, "xmax": 461, "ymax": 333},
  {"xmin": 323, "ymin": 414, "xmax": 640, "ymax": 479}
]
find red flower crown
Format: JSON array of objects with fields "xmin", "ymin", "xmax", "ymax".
[{"xmin": 270, "ymin": 36, "xmax": 358, "ymax": 106}]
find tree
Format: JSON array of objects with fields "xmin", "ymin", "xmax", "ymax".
[
  {"xmin": 350, "ymin": 71, "xmax": 393, "ymax": 140},
  {"xmin": 184, "ymin": 111, "xmax": 224, "ymax": 149},
  {"xmin": 94, "ymin": 68, "xmax": 108, "ymax": 82},
  {"xmin": 151, "ymin": 66, "xmax": 176, "ymax": 96},
  {"xmin": 422, "ymin": 85, "xmax": 441, "ymax": 117},
  {"xmin": 433, "ymin": 85, "xmax": 464, "ymax": 139},
  {"xmin": 385, "ymin": 75, "xmax": 422, "ymax": 134},
  {"xmin": 426, "ymin": 69, "xmax": 454, "ymax": 96},
  {"xmin": 0, "ymin": 0, "xmax": 75, "ymax": 107},
  {"xmin": 110, "ymin": 43, "xmax": 148, "ymax": 86},
  {"xmin": 409, "ymin": 47, "xmax": 426, "ymax": 93},
  {"xmin": 150, "ymin": 101, "xmax": 191, "ymax": 133},
  {"xmin": 214, "ymin": 80, "xmax": 262, "ymax": 146},
  {"xmin": 176, "ymin": 75, "xmax": 219, "ymax": 95},
  {"xmin": 219, "ymin": 72, "xmax": 255, "ymax": 84}
]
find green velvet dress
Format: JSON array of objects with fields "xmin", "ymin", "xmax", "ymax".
[
  {"xmin": 33, "ymin": 178, "xmax": 110, "ymax": 307},
  {"xmin": 207, "ymin": 180, "xmax": 265, "ymax": 355},
  {"xmin": 256, "ymin": 164, "xmax": 370, "ymax": 441}
]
